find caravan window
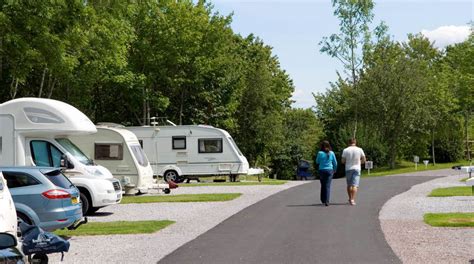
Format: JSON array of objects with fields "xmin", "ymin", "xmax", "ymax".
[
  {"xmin": 94, "ymin": 144, "xmax": 123, "ymax": 160},
  {"xmin": 130, "ymin": 144, "xmax": 148, "ymax": 167},
  {"xmin": 198, "ymin": 138, "xmax": 223, "ymax": 153},
  {"xmin": 228, "ymin": 137, "xmax": 243, "ymax": 156},
  {"xmin": 30, "ymin": 140, "xmax": 63, "ymax": 167},
  {"xmin": 172, "ymin": 136, "xmax": 186, "ymax": 150}
]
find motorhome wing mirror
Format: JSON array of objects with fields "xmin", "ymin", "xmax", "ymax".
[
  {"xmin": 0, "ymin": 233, "xmax": 17, "ymax": 249},
  {"xmin": 60, "ymin": 155, "xmax": 74, "ymax": 169}
]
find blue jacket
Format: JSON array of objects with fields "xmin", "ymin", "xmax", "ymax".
[{"xmin": 316, "ymin": 151, "xmax": 337, "ymax": 171}]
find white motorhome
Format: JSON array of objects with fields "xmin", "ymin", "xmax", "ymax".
[
  {"xmin": 70, "ymin": 124, "xmax": 155, "ymax": 194},
  {"xmin": 126, "ymin": 125, "xmax": 249, "ymax": 182},
  {"xmin": 0, "ymin": 98, "xmax": 122, "ymax": 215}
]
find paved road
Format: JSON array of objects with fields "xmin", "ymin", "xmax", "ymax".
[{"xmin": 159, "ymin": 176, "xmax": 436, "ymax": 264}]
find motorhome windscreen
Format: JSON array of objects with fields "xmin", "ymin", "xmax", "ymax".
[
  {"xmin": 130, "ymin": 144, "xmax": 148, "ymax": 167},
  {"xmin": 228, "ymin": 137, "xmax": 243, "ymax": 156},
  {"xmin": 56, "ymin": 138, "xmax": 93, "ymax": 165}
]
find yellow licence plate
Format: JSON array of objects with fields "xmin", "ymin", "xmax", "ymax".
[{"xmin": 71, "ymin": 197, "xmax": 79, "ymax": 204}]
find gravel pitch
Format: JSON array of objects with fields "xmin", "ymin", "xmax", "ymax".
[
  {"xmin": 379, "ymin": 169, "xmax": 474, "ymax": 264},
  {"xmin": 49, "ymin": 181, "xmax": 308, "ymax": 264}
]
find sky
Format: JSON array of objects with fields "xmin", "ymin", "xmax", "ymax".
[{"xmin": 211, "ymin": 0, "xmax": 473, "ymax": 109}]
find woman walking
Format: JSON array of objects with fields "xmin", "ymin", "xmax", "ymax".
[{"xmin": 316, "ymin": 140, "xmax": 337, "ymax": 206}]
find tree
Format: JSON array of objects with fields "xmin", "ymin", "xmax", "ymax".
[
  {"xmin": 319, "ymin": 0, "xmax": 376, "ymax": 137},
  {"xmin": 443, "ymin": 33, "xmax": 474, "ymax": 160}
]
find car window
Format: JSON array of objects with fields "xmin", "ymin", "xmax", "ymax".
[
  {"xmin": 43, "ymin": 170, "xmax": 73, "ymax": 189},
  {"xmin": 3, "ymin": 172, "xmax": 40, "ymax": 188}
]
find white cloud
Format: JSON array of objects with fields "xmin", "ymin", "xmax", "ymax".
[
  {"xmin": 421, "ymin": 25, "xmax": 471, "ymax": 48},
  {"xmin": 291, "ymin": 89, "xmax": 314, "ymax": 109}
]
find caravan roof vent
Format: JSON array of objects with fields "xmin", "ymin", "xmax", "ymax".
[{"xmin": 24, "ymin": 107, "xmax": 64, "ymax": 124}]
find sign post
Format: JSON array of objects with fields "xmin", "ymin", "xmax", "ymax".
[
  {"xmin": 365, "ymin": 161, "xmax": 373, "ymax": 175},
  {"xmin": 423, "ymin": 160, "xmax": 429, "ymax": 169},
  {"xmin": 413, "ymin": 156, "xmax": 419, "ymax": 170}
]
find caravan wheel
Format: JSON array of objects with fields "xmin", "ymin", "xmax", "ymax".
[{"xmin": 164, "ymin": 170, "xmax": 178, "ymax": 182}]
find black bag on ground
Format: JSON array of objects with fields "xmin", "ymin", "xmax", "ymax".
[{"xmin": 20, "ymin": 222, "xmax": 70, "ymax": 257}]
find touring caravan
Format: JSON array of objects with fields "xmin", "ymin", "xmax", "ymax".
[
  {"xmin": 126, "ymin": 125, "xmax": 249, "ymax": 182},
  {"xmin": 70, "ymin": 124, "xmax": 156, "ymax": 194},
  {"xmin": 0, "ymin": 98, "xmax": 122, "ymax": 214}
]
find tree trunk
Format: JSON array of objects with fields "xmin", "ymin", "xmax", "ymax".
[
  {"xmin": 10, "ymin": 78, "xmax": 18, "ymax": 99},
  {"xmin": 47, "ymin": 78, "xmax": 56, "ymax": 98},
  {"xmin": 465, "ymin": 114, "xmax": 471, "ymax": 160},
  {"xmin": 0, "ymin": 39, "xmax": 3, "ymax": 81},
  {"xmin": 38, "ymin": 68, "xmax": 47, "ymax": 98},
  {"xmin": 142, "ymin": 87, "xmax": 146, "ymax": 126},
  {"xmin": 431, "ymin": 129, "xmax": 436, "ymax": 166},
  {"xmin": 179, "ymin": 87, "xmax": 185, "ymax": 125}
]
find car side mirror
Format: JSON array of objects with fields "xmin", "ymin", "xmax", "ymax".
[
  {"xmin": 60, "ymin": 155, "xmax": 74, "ymax": 169},
  {"xmin": 0, "ymin": 233, "xmax": 17, "ymax": 249}
]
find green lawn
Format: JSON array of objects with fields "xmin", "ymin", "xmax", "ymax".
[
  {"xmin": 424, "ymin": 213, "xmax": 474, "ymax": 227},
  {"xmin": 55, "ymin": 220, "xmax": 175, "ymax": 236},
  {"xmin": 428, "ymin": 187, "xmax": 473, "ymax": 197},
  {"xmin": 121, "ymin": 193, "xmax": 242, "ymax": 204},
  {"xmin": 178, "ymin": 175, "xmax": 287, "ymax": 187},
  {"xmin": 362, "ymin": 160, "xmax": 470, "ymax": 178}
]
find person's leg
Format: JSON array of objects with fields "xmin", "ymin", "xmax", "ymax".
[
  {"xmin": 326, "ymin": 171, "xmax": 333, "ymax": 204},
  {"xmin": 319, "ymin": 170, "xmax": 327, "ymax": 204},
  {"xmin": 346, "ymin": 170, "xmax": 353, "ymax": 202},
  {"xmin": 349, "ymin": 170, "xmax": 361, "ymax": 205}
]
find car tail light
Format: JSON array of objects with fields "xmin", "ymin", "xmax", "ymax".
[{"xmin": 42, "ymin": 189, "xmax": 71, "ymax": 199}]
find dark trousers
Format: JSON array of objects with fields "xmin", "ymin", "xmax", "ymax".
[{"xmin": 319, "ymin": 169, "xmax": 334, "ymax": 204}]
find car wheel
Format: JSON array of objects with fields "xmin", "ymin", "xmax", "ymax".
[
  {"xmin": 79, "ymin": 192, "xmax": 90, "ymax": 215},
  {"xmin": 164, "ymin": 170, "xmax": 178, "ymax": 182}
]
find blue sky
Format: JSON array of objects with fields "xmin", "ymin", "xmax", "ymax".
[{"xmin": 211, "ymin": 0, "xmax": 473, "ymax": 109}]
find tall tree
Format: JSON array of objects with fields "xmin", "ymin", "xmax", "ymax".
[
  {"xmin": 443, "ymin": 33, "xmax": 474, "ymax": 160},
  {"xmin": 319, "ymin": 0, "xmax": 376, "ymax": 137}
]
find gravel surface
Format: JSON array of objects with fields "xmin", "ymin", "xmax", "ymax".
[
  {"xmin": 50, "ymin": 181, "xmax": 308, "ymax": 264},
  {"xmin": 380, "ymin": 170, "xmax": 474, "ymax": 264}
]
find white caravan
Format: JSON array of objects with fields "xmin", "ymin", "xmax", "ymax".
[
  {"xmin": 70, "ymin": 124, "xmax": 155, "ymax": 194},
  {"xmin": 0, "ymin": 98, "xmax": 122, "ymax": 215},
  {"xmin": 126, "ymin": 125, "xmax": 249, "ymax": 182},
  {"xmin": 0, "ymin": 172, "xmax": 17, "ymax": 237}
]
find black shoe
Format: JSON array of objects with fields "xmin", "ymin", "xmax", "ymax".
[{"xmin": 324, "ymin": 202, "xmax": 329, "ymax": 206}]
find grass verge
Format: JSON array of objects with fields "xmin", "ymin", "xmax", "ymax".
[
  {"xmin": 424, "ymin": 213, "xmax": 474, "ymax": 227},
  {"xmin": 362, "ymin": 160, "xmax": 470, "ymax": 178},
  {"xmin": 55, "ymin": 220, "xmax": 175, "ymax": 236},
  {"xmin": 121, "ymin": 193, "xmax": 242, "ymax": 204},
  {"xmin": 428, "ymin": 187, "xmax": 473, "ymax": 197},
  {"xmin": 180, "ymin": 181, "xmax": 286, "ymax": 187}
]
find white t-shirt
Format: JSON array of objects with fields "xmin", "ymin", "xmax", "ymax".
[{"xmin": 342, "ymin": 146, "xmax": 365, "ymax": 171}]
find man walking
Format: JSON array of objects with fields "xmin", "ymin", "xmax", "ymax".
[{"xmin": 341, "ymin": 138, "xmax": 366, "ymax": 205}]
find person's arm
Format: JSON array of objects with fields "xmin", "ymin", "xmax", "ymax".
[
  {"xmin": 315, "ymin": 152, "xmax": 320, "ymax": 165},
  {"xmin": 331, "ymin": 152, "xmax": 337, "ymax": 171},
  {"xmin": 341, "ymin": 150, "xmax": 346, "ymax": 164},
  {"xmin": 360, "ymin": 149, "xmax": 366, "ymax": 164}
]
